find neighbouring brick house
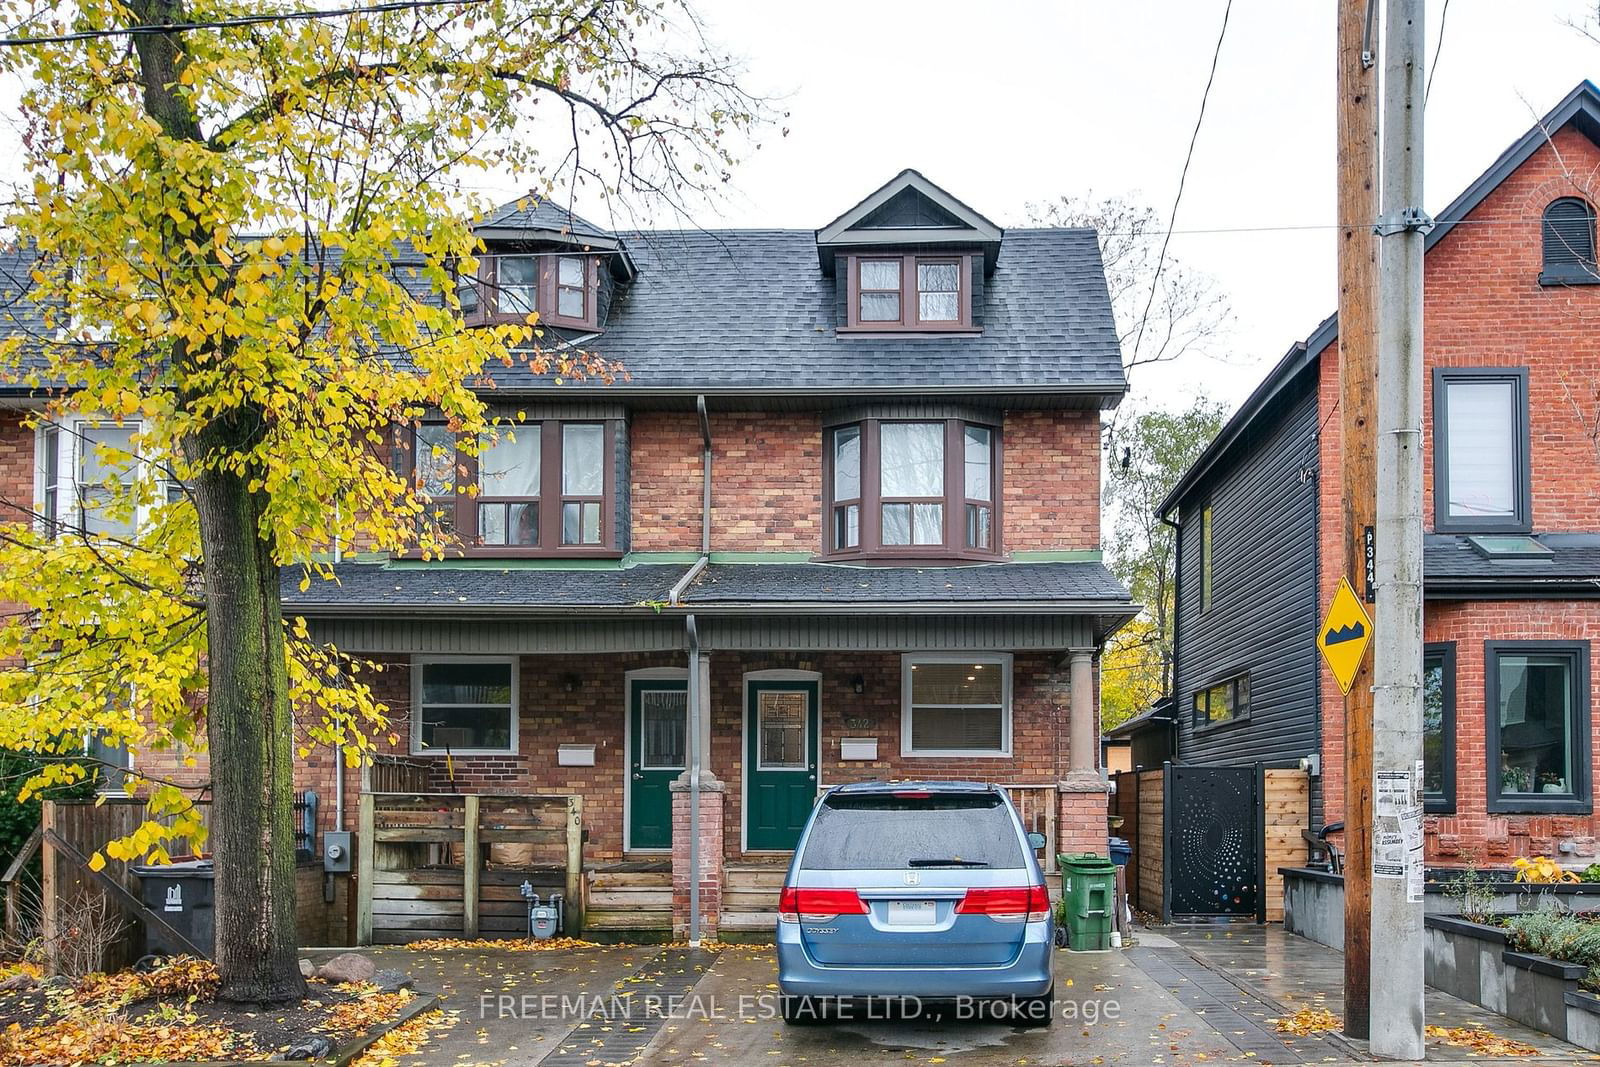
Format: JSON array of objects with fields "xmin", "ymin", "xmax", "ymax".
[
  {"xmin": 1, "ymin": 169, "xmax": 1135, "ymax": 938},
  {"xmin": 1161, "ymin": 81, "xmax": 1600, "ymax": 877}
]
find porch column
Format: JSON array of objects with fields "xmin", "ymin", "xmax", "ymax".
[
  {"xmin": 1059, "ymin": 647, "xmax": 1110, "ymax": 856},
  {"xmin": 670, "ymin": 777, "xmax": 724, "ymax": 940}
]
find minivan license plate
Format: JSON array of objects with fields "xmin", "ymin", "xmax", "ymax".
[{"xmin": 886, "ymin": 900, "xmax": 935, "ymax": 925}]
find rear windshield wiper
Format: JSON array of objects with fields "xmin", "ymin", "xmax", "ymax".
[{"xmin": 907, "ymin": 858, "xmax": 990, "ymax": 868}]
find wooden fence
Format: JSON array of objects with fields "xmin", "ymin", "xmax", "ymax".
[
  {"xmin": 1112, "ymin": 765, "xmax": 1310, "ymax": 922},
  {"xmin": 367, "ymin": 755, "xmax": 431, "ymax": 794},
  {"xmin": 355, "ymin": 792, "xmax": 583, "ymax": 945},
  {"xmin": 29, "ymin": 799, "xmax": 212, "ymax": 973},
  {"xmin": 1112, "ymin": 768, "xmax": 1164, "ymax": 917},
  {"xmin": 1005, "ymin": 784, "xmax": 1058, "ymax": 875}
]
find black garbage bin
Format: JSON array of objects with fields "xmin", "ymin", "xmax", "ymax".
[{"xmin": 130, "ymin": 859, "xmax": 215, "ymax": 959}]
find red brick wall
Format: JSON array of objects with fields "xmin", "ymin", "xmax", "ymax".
[
  {"xmin": 707, "ymin": 413, "xmax": 822, "ymax": 554},
  {"xmin": 1318, "ymin": 127, "xmax": 1600, "ymax": 862},
  {"xmin": 708, "ymin": 650, "xmax": 1077, "ymax": 860},
  {"xmin": 275, "ymin": 650, "xmax": 1089, "ymax": 864},
  {"xmin": 628, "ymin": 412, "xmax": 703, "ymax": 552},
  {"xmin": 0, "ymin": 414, "xmax": 32, "ymax": 527},
  {"xmin": 1002, "ymin": 409, "xmax": 1101, "ymax": 552}
]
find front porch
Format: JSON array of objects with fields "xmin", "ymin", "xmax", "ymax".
[{"xmin": 309, "ymin": 568, "xmax": 1132, "ymax": 941}]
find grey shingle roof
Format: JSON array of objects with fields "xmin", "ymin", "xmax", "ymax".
[
  {"xmin": 684, "ymin": 560, "xmax": 1131, "ymax": 605},
  {"xmin": 282, "ymin": 561, "xmax": 689, "ymax": 610},
  {"xmin": 0, "ymin": 223, "xmax": 1125, "ymax": 397},
  {"xmin": 1425, "ymin": 533, "xmax": 1600, "ymax": 595},
  {"xmin": 279, "ymin": 558, "xmax": 1133, "ymax": 613},
  {"xmin": 479, "ymin": 227, "xmax": 1123, "ymax": 394},
  {"xmin": 479, "ymin": 199, "xmax": 616, "ymax": 242}
]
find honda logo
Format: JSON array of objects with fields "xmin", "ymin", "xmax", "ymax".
[{"xmin": 903, "ymin": 872, "xmax": 920, "ymax": 886}]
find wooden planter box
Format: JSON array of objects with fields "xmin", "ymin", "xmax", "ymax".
[{"xmin": 1424, "ymin": 914, "xmax": 1600, "ymax": 1050}]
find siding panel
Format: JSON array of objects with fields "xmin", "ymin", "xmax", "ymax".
[{"xmin": 1174, "ymin": 381, "xmax": 1321, "ymax": 818}]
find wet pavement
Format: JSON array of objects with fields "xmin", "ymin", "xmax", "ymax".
[{"xmin": 309, "ymin": 926, "xmax": 1596, "ymax": 1064}]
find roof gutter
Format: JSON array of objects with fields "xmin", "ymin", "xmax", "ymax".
[{"xmin": 285, "ymin": 599, "xmax": 1140, "ymax": 618}]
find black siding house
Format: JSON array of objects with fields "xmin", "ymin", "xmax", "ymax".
[{"xmin": 1164, "ymin": 333, "xmax": 1325, "ymax": 818}]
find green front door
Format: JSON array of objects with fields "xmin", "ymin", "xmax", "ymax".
[
  {"xmin": 628, "ymin": 678, "xmax": 688, "ymax": 850},
  {"xmin": 745, "ymin": 679, "xmax": 820, "ymax": 851}
]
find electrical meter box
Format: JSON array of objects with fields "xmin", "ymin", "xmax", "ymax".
[{"xmin": 323, "ymin": 831, "xmax": 353, "ymax": 873}]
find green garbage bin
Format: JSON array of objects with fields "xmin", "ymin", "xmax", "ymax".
[{"xmin": 1058, "ymin": 853, "xmax": 1116, "ymax": 951}]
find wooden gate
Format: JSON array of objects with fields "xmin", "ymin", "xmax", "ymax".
[{"xmin": 355, "ymin": 793, "xmax": 583, "ymax": 945}]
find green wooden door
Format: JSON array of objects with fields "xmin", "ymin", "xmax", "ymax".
[
  {"xmin": 745, "ymin": 680, "xmax": 820, "ymax": 851},
  {"xmin": 628, "ymin": 678, "xmax": 688, "ymax": 850}
]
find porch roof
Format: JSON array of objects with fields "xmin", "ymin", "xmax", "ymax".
[
  {"xmin": 683, "ymin": 560, "xmax": 1131, "ymax": 610},
  {"xmin": 280, "ymin": 558, "xmax": 1135, "ymax": 617}
]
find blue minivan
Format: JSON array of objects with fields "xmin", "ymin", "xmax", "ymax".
[{"xmin": 775, "ymin": 780, "xmax": 1054, "ymax": 1026}]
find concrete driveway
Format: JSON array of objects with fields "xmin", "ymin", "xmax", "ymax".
[{"xmin": 314, "ymin": 927, "xmax": 1590, "ymax": 1065}]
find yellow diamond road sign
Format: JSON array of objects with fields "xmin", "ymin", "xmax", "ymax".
[{"xmin": 1318, "ymin": 576, "xmax": 1374, "ymax": 695}]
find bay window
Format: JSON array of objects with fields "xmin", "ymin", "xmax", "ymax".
[
  {"xmin": 902, "ymin": 654, "xmax": 1012, "ymax": 757},
  {"xmin": 844, "ymin": 254, "xmax": 974, "ymax": 330},
  {"xmin": 824, "ymin": 417, "xmax": 1000, "ymax": 558},
  {"xmin": 1487, "ymin": 641, "xmax": 1591, "ymax": 813},
  {"xmin": 408, "ymin": 419, "xmax": 616, "ymax": 555},
  {"xmin": 463, "ymin": 252, "xmax": 599, "ymax": 330}
]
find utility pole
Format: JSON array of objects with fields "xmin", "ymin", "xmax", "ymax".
[
  {"xmin": 1371, "ymin": 0, "xmax": 1427, "ymax": 1057},
  {"xmin": 1335, "ymin": 0, "xmax": 1379, "ymax": 1040}
]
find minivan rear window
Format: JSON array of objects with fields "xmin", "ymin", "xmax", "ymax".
[{"xmin": 799, "ymin": 792, "xmax": 1025, "ymax": 870}]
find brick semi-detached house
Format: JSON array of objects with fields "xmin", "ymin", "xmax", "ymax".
[
  {"xmin": 0, "ymin": 170, "xmax": 1135, "ymax": 939},
  {"xmin": 1160, "ymin": 81, "xmax": 1600, "ymax": 885}
]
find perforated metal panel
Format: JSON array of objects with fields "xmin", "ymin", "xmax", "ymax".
[{"xmin": 1165, "ymin": 764, "xmax": 1259, "ymax": 918}]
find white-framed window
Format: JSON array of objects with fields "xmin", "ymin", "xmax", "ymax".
[
  {"xmin": 901, "ymin": 653, "xmax": 1012, "ymax": 757},
  {"xmin": 411, "ymin": 656, "xmax": 519, "ymax": 756},
  {"xmin": 35, "ymin": 417, "xmax": 178, "ymax": 540}
]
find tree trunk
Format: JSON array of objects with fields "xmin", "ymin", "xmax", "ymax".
[{"xmin": 190, "ymin": 457, "xmax": 307, "ymax": 1004}]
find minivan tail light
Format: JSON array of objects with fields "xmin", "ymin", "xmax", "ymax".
[
  {"xmin": 956, "ymin": 885, "xmax": 1051, "ymax": 923},
  {"xmin": 778, "ymin": 887, "xmax": 869, "ymax": 923}
]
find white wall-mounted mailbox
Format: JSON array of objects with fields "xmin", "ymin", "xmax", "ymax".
[
  {"xmin": 840, "ymin": 737, "xmax": 878, "ymax": 761},
  {"xmin": 557, "ymin": 744, "xmax": 596, "ymax": 767}
]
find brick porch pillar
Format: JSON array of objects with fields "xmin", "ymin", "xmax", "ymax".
[
  {"xmin": 1059, "ymin": 647, "xmax": 1109, "ymax": 856},
  {"xmin": 670, "ymin": 777, "xmax": 724, "ymax": 940}
]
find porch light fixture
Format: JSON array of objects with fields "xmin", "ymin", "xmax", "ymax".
[
  {"xmin": 561, "ymin": 672, "xmax": 583, "ymax": 693},
  {"xmin": 850, "ymin": 674, "xmax": 865, "ymax": 694}
]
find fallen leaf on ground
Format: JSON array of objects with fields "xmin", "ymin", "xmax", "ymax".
[
  {"xmin": 1426, "ymin": 1024, "xmax": 1540, "ymax": 1057},
  {"xmin": 1271, "ymin": 1007, "xmax": 1340, "ymax": 1036}
]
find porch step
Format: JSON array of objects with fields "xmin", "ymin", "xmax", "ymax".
[{"xmin": 583, "ymin": 863, "xmax": 672, "ymax": 934}]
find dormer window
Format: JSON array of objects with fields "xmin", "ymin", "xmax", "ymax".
[
  {"xmin": 844, "ymin": 254, "xmax": 974, "ymax": 331},
  {"xmin": 464, "ymin": 252, "xmax": 600, "ymax": 330}
]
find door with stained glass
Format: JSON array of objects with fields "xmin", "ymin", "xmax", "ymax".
[
  {"xmin": 628, "ymin": 679, "xmax": 688, "ymax": 850},
  {"xmin": 745, "ymin": 680, "xmax": 820, "ymax": 851}
]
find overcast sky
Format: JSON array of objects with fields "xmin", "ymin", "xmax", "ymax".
[{"xmin": 646, "ymin": 0, "xmax": 1600, "ymax": 417}]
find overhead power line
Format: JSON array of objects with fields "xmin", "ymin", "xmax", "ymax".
[
  {"xmin": 1130, "ymin": 0, "xmax": 1234, "ymax": 361},
  {"xmin": 0, "ymin": 0, "xmax": 487, "ymax": 47}
]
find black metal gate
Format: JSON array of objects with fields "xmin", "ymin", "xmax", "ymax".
[{"xmin": 1164, "ymin": 764, "xmax": 1261, "ymax": 919}]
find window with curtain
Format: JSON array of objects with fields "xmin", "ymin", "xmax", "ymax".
[
  {"xmin": 903, "ymin": 655, "xmax": 1011, "ymax": 756},
  {"xmin": 477, "ymin": 426, "xmax": 540, "ymax": 546},
  {"xmin": 561, "ymin": 423, "xmax": 605, "ymax": 545},
  {"xmin": 825, "ymin": 417, "xmax": 999, "ymax": 558},
  {"xmin": 1435, "ymin": 369, "xmax": 1529, "ymax": 531},
  {"xmin": 880, "ymin": 421, "xmax": 945, "ymax": 546},
  {"xmin": 407, "ymin": 420, "xmax": 615, "ymax": 554}
]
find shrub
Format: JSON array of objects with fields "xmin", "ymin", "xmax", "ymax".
[
  {"xmin": 1504, "ymin": 904, "xmax": 1600, "ymax": 974},
  {"xmin": 1443, "ymin": 862, "xmax": 1498, "ymax": 925}
]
